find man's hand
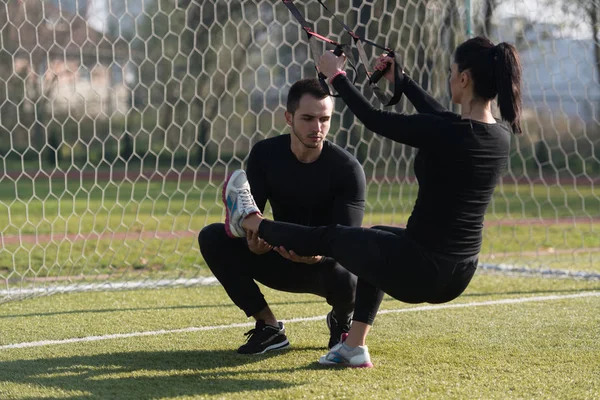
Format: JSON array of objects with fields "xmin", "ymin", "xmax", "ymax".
[
  {"xmin": 247, "ymin": 230, "xmax": 273, "ymax": 255},
  {"xmin": 273, "ymin": 246, "xmax": 323, "ymax": 264}
]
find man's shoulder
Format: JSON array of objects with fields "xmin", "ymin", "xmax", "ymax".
[
  {"xmin": 324, "ymin": 141, "xmax": 361, "ymax": 167},
  {"xmin": 252, "ymin": 134, "xmax": 289, "ymax": 153},
  {"xmin": 322, "ymin": 142, "xmax": 365, "ymax": 188}
]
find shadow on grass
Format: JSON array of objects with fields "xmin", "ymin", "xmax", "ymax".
[
  {"xmin": 1, "ymin": 349, "xmax": 299, "ymax": 398},
  {"xmin": 0, "ymin": 299, "xmax": 328, "ymax": 319}
]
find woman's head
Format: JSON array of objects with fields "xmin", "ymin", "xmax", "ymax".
[{"xmin": 450, "ymin": 36, "xmax": 523, "ymax": 134}]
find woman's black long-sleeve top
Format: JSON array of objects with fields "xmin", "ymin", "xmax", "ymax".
[{"xmin": 332, "ymin": 75, "xmax": 511, "ymax": 257}]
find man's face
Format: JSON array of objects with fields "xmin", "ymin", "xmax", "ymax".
[{"xmin": 285, "ymin": 94, "xmax": 333, "ymax": 149}]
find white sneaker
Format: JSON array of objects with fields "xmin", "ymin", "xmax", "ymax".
[
  {"xmin": 318, "ymin": 341, "xmax": 373, "ymax": 368},
  {"xmin": 222, "ymin": 170, "xmax": 261, "ymax": 238}
]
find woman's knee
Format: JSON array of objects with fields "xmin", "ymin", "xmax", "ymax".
[
  {"xmin": 429, "ymin": 261, "xmax": 477, "ymax": 304},
  {"xmin": 370, "ymin": 225, "xmax": 406, "ymax": 237},
  {"xmin": 370, "ymin": 225, "xmax": 388, "ymax": 231}
]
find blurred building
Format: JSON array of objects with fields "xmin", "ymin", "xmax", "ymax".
[
  {"xmin": 494, "ymin": 16, "xmax": 600, "ymax": 123},
  {"xmin": 1, "ymin": 0, "xmax": 132, "ymax": 118}
]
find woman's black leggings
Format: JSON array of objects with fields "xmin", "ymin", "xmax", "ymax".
[{"xmin": 258, "ymin": 220, "xmax": 478, "ymax": 325}]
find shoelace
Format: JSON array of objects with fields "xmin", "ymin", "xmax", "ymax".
[
  {"xmin": 243, "ymin": 327, "xmax": 257, "ymax": 342},
  {"xmin": 237, "ymin": 188, "xmax": 257, "ymax": 211}
]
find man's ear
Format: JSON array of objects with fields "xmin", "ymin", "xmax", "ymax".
[{"xmin": 284, "ymin": 111, "xmax": 293, "ymax": 126}]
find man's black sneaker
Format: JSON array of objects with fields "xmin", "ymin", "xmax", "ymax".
[
  {"xmin": 326, "ymin": 311, "xmax": 352, "ymax": 349},
  {"xmin": 237, "ymin": 320, "xmax": 290, "ymax": 354}
]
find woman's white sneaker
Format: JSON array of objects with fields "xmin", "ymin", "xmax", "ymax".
[
  {"xmin": 318, "ymin": 341, "xmax": 373, "ymax": 368},
  {"xmin": 222, "ymin": 170, "xmax": 260, "ymax": 238}
]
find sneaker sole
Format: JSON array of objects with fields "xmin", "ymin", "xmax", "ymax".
[
  {"xmin": 222, "ymin": 170, "xmax": 243, "ymax": 239},
  {"xmin": 318, "ymin": 358, "xmax": 374, "ymax": 368},
  {"xmin": 258, "ymin": 339, "xmax": 290, "ymax": 354},
  {"xmin": 239, "ymin": 339, "xmax": 291, "ymax": 355}
]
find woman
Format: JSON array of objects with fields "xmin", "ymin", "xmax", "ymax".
[{"xmin": 221, "ymin": 36, "xmax": 522, "ymax": 368}]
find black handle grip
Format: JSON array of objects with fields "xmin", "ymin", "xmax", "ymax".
[
  {"xmin": 333, "ymin": 46, "xmax": 344, "ymax": 56},
  {"xmin": 370, "ymin": 53, "xmax": 394, "ymax": 84},
  {"xmin": 370, "ymin": 66, "xmax": 388, "ymax": 83}
]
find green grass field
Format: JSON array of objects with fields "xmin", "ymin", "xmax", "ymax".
[
  {"xmin": 0, "ymin": 275, "xmax": 599, "ymax": 399},
  {"xmin": 0, "ymin": 177, "xmax": 599, "ymax": 398}
]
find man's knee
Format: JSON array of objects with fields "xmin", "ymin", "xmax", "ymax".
[{"xmin": 198, "ymin": 223, "xmax": 229, "ymax": 256}]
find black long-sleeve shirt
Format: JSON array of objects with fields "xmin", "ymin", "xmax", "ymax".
[
  {"xmin": 246, "ymin": 134, "xmax": 366, "ymax": 229},
  {"xmin": 333, "ymin": 75, "xmax": 511, "ymax": 257}
]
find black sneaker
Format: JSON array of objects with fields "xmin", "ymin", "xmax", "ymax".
[
  {"xmin": 326, "ymin": 311, "xmax": 352, "ymax": 349},
  {"xmin": 237, "ymin": 320, "xmax": 290, "ymax": 354}
]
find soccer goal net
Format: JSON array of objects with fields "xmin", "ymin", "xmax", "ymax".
[{"xmin": 0, "ymin": 0, "xmax": 598, "ymax": 302}]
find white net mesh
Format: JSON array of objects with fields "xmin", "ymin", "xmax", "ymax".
[{"xmin": 1, "ymin": 0, "xmax": 599, "ymax": 303}]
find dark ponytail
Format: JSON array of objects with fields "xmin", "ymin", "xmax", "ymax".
[
  {"xmin": 495, "ymin": 42, "xmax": 523, "ymax": 134},
  {"xmin": 454, "ymin": 36, "xmax": 523, "ymax": 134}
]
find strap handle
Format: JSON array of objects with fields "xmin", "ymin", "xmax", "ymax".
[
  {"xmin": 314, "ymin": 0, "xmax": 405, "ymax": 106},
  {"xmin": 283, "ymin": 0, "xmax": 358, "ymax": 97}
]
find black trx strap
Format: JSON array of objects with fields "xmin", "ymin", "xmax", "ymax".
[
  {"xmin": 282, "ymin": 0, "xmax": 405, "ymax": 106},
  {"xmin": 281, "ymin": 0, "xmax": 354, "ymax": 97},
  {"xmin": 315, "ymin": 0, "xmax": 404, "ymax": 106}
]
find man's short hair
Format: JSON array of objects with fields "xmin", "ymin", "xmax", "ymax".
[{"xmin": 286, "ymin": 78, "xmax": 330, "ymax": 115}]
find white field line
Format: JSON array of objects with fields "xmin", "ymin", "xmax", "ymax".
[
  {"xmin": 0, "ymin": 277, "xmax": 221, "ymax": 297},
  {"xmin": 479, "ymin": 263, "xmax": 600, "ymax": 280},
  {"xmin": 1, "ymin": 264, "xmax": 598, "ymax": 300},
  {"xmin": 1, "ymin": 291, "xmax": 598, "ymax": 351}
]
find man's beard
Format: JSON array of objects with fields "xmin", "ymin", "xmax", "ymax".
[{"xmin": 291, "ymin": 124, "xmax": 320, "ymax": 149}]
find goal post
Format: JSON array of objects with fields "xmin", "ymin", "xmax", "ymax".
[{"xmin": 0, "ymin": 0, "xmax": 598, "ymax": 303}]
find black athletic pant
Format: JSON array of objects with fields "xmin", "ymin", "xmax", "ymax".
[
  {"xmin": 258, "ymin": 221, "xmax": 478, "ymax": 325},
  {"xmin": 198, "ymin": 223, "xmax": 357, "ymax": 322}
]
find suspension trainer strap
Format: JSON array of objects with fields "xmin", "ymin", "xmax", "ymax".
[
  {"xmin": 315, "ymin": 0, "xmax": 405, "ymax": 106},
  {"xmin": 281, "ymin": 0, "xmax": 355, "ymax": 97}
]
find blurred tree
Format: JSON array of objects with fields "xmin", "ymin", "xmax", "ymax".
[
  {"xmin": 574, "ymin": 0, "xmax": 600, "ymax": 85},
  {"xmin": 0, "ymin": 1, "xmax": 59, "ymax": 166},
  {"xmin": 128, "ymin": 0, "xmax": 259, "ymax": 167},
  {"xmin": 482, "ymin": 0, "xmax": 498, "ymax": 36}
]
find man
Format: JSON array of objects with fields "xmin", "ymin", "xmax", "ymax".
[{"xmin": 198, "ymin": 78, "xmax": 366, "ymax": 354}]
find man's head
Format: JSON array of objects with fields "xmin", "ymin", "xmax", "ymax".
[{"xmin": 285, "ymin": 78, "xmax": 334, "ymax": 150}]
